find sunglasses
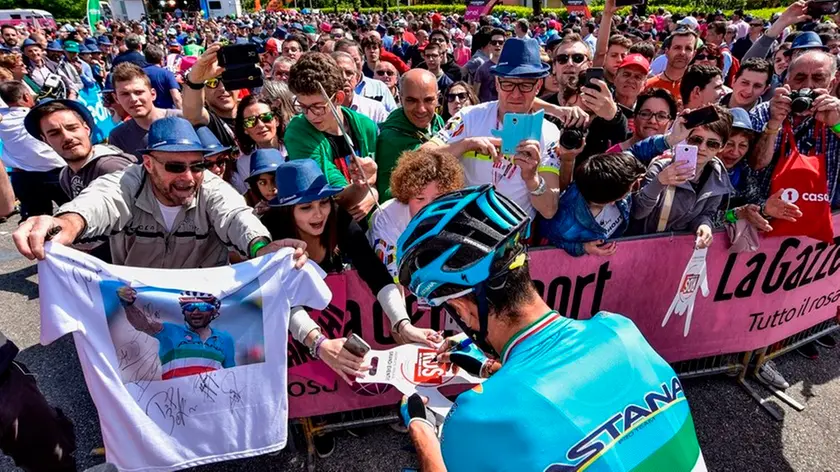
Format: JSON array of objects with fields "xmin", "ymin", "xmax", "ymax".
[
  {"xmin": 205, "ymin": 77, "xmax": 221, "ymax": 88},
  {"xmin": 555, "ymin": 53, "xmax": 587, "ymax": 65},
  {"xmin": 497, "ymin": 80, "xmax": 538, "ymax": 93},
  {"xmin": 152, "ymin": 155, "xmax": 209, "ymax": 174},
  {"xmin": 687, "ymin": 135, "xmax": 723, "ymax": 150},
  {"xmin": 243, "ymin": 111, "xmax": 275, "ymax": 129},
  {"xmin": 182, "ymin": 302, "xmax": 216, "ymax": 312},
  {"xmin": 490, "ymin": 39, "xmax": 505, "ymax": 46},
  {"xmin": 376, "ymin": 69, "xmax": 397, "ymax": 77},
  {"xmin": 447, "ymin": 92, "xmax": 468, "ymax": 102},
  {"xmin": 695, "ymin": 54, "xmax": 719, "ymax": 61},
  {"xmin": 205, "ymin": 156, "xmax": 229, "ymax": 168}
]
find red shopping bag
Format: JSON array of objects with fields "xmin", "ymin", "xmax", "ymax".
[{"xmin": 767, "ymin": 122, "xmax": 834, "ymax": 242}]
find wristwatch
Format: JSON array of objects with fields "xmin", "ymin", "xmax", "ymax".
[
  {"xmin": 529, "ymin": 175, "xmax": 547, "ymax": 196},
  {"xmin": 184, "ymin": 76, "xmax": 205, "ymax": 90}
]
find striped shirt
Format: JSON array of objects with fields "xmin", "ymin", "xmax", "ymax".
[{"xmin": 154, "ymin": 322, "xmax": 236, "ymax": 380}]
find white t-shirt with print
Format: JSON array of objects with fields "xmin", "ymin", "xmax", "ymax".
[
  {"xmin": 367, "ymin": 198, "xmax": 412, "ymax": 280},
  {"xmin": 595, "ymin": 203, "xmax": 623, "ymax": 238},
  {"xmin": 430, "ymin": 101, "xmax": 562, "ymax": 217},
  {"xmin": 38, "ymin": 243, "xmax": 331, "ymax": 472}
]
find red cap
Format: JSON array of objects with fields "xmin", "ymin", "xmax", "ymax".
[
  {"xmin": 265, "ymin": 37, "xmax": 280, "ymax": 54},
  {"xmin": 431, "ymin": 13, "xmax": 442, "ymax": 24},
  {"xmin": 618, "ymin": 53, "xmax": 650, "ymax": 73}
]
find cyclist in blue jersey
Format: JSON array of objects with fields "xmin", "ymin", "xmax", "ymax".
[{"xmin": 395, "ymin": 184, "xmax": 706, "ymax": 472}]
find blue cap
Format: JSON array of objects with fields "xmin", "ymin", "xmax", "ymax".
[
  {"xmin": 196, "ymin": 127, "xmax": 231, "ymax": 157},
  {"xmin": 24, "ymin": 98, "xmax": 96, "ymax": 141},
  {"xmin": 491, "ymin": 37, "xmax": 550, "ymax": 79},
  {"xmin": 291, "ymin": 22, "xmax": 303, "ymax": 31},
  {"xmin": 269, "ymin": 159, "xmax": 344, "ymax": 206},
  {"xmin": 22, "ymin": 38, "xmax": 40, "ymax": 49},
  {"xmin": 789, "ymin": 31, "xmax": 828, "ymax": 52},
  {"xmin": 730, "ymin": 108, "xmax": 756, "ymax": 132},
  {"xmin": 139, "ymin": 117, "xmax": 210, "ymax": 154},
  {"xmin": 247, "ymin": 148, "xmax": 285, "ymax": 182},
  {"xmin": 84, "ymin": 37, "xmax": 98, "ymax": 47},
  {"xmin": 79, "ymin": 44, "xmax": 93, "ymax": 54},
  {"xmin": 545, "ymin": 33, "xmax": 562, "ymax": 51},
  {"xmin": 97, "ymin": 36, "xmax": 112, "ymax": 45},
  {"xmin": 0, "ymin": 44, "xmax": 10, "ymax": 53},
  {"xmin": 47, "ymin": 40, "xmax": 63, "ymax": 52},
  {"xmin": 169, "ymin": 40, "xmax": 181, "ymax": 47}
]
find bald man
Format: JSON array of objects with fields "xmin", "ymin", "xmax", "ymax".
[{"xmin": 375, "ymin": 69, "xmax": 445, "ymax": 200}]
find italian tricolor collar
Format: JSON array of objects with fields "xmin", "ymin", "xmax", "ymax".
[{"xmin": 500, "ymin": 311, "xmax": 561, "ymax": 364}]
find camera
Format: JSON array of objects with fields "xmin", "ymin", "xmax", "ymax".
[
  {"xmin": 559, "ymin": 127, "xmax": 586, "ymax": 150},
  {"xmin": 789, "ymin": 88, "xmax": 820, "ymax": 115}
]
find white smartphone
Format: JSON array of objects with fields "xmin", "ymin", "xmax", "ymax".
[{"xmin": 674, "ymin": 144, "xmax": 698, "ymax": 179}]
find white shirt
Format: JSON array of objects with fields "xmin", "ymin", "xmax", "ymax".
[
  {"xmin": 157, "ymin": 201, "xmax": 182, "ymax": 231},
  {"xmin": 38, "ymin": 244, "xmax": 331, "ymax": 472},
  {"xmin": 431, "ymin": 101, "xmax": 562, "ymax": 218},
  {"xmin": 356, "ymin": 76, "xmax": 398, "ymax": 112},
  {"xmin": 351, "ymin": 93, "xmax": 390, "ymax": 124},
  {"xmin": 0, "ymin": 107, "xmax": 66, "ymax": 172},
  {"xmin": 367, "ymin": 198, "xmax": 412, "ymax": 280},
  {"xmin": 595, "ymin": 203, "xmax": 623, "ymax": 238}
]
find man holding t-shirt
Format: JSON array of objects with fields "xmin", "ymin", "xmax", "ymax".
[{"xmin": 285, "ymin": 52, "xmax": 380, "ymax": 222}]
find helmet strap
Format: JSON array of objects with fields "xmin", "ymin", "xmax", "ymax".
[{"xmin": 474, "ymin": 282, "xmax": 500, "ymax": 359}]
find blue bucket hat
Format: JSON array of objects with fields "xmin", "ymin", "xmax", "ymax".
[
  {"xmin": 139, "ymin": 117, "xmax": 210, "ymax": 154},
  {"xmin": 730, "ymin": 108, "xmax": 756, "ymax": 132},
  {"xmin": 788, "ymin": 31, "xmax": 828, "ymax": 53},
  {"xmin": 270, "ymin": 159, "xmax": 344, "ymax": 207},
  {"xmin": 47, "ymin": 40, "xmax": 63, "ymax": 52},
  {"xmin": 79, "ymin": 44, "xmax": 93, "ymax": 55},
  {"xmin": 545, "ymin": 33, "xmax": 562, "ymax": 51},
  {"xmin": 22, "ymin": 38, "xmax": 40, "ymax": 50},
  {"xmin": 247, "ymin": 148, "xmax": 285, "ymax": 182},
  {"xmin": 491, "ymin": 37, "xmax": 550, "ymax": 79},
  {"xmin": 97, "ymin": 35, "xmax": 112, "ymax": 45},
  {"xmin": 196, "ymin": 127, "xmax": 231, "ymax": 158},
  {"xmin": 84, "ymin": 37, "xmax": 98, "ymax": 47},
  {"xmin": 24, "ymin": 98, "xmax": 96, "ymax": 141}
]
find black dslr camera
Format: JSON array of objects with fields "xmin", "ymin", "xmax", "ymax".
[
  {"xmin": 559, "ymin": 128, "xmax": 586, "ymax": 150},
  {"xmin": 789, "ymin": 88, "xmax": 820, "ymax": 115}
]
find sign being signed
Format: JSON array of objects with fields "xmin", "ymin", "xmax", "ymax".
[{"xmin": 37, "ymin": 243, "xmax": 331, "ymax": 472}]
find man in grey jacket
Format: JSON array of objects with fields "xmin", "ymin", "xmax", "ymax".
[{"xmin": 13, "ymin": 116, "xmax": 306, "ymax": 268}]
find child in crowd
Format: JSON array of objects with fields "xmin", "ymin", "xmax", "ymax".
[
  {"xmin": 540, "ymin": 152, "xmax": 646, "ymax": 257},
  {"xmin": 245, "ymin": 148, "xmax": 284, "ymax": 216}
]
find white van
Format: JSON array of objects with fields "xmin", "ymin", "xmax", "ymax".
[{"xmin": 0, "ymin": 9, "xmax": 57, "ymax": 29}]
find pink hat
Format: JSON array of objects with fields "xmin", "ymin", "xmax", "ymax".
[
  {"xmin": 453, "ymin": 30, "xmax": 465, "ymax": 41},
  {"xmin": 320, "ymin": 22, "xmax": 332, "ymax": 32},
  {"xmin": 618, "ymin": 53, "xmax": 650, "ymax": 73}
]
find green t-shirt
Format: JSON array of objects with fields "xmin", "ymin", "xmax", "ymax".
[{"xmin": 184, "ymin": 44, "xmax": 205, "ymax": 57}]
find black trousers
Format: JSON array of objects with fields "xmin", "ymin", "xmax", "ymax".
[
  {"xmin": 0, "ymin": 361, "xmax": 77, "ymax": 471},
  {"xmin": 9, "ymin": 168, "xmax": 69, "ymax": 221}
]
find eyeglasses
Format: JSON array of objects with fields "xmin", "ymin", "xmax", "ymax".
[
  {"xmin": 205, "ymin": 156, "xmax": 229, "ymax": 169},
  {"xmin": 182, "ymin": 302, "xmax": 216, "ymax": 312},
  {"xmin": 205, "ymin": 77, "xmax": 221, "ymax": 88},
  {"xmin": 694, "ymin": 54, "xmax": 719, "ymax": 61},
  {"xmin": 497, "ymin": 80, "xmax": 538, "ymax": 93},
  {"xmin": 637, "ymin": 110, "xmax": 672, "ymax": 122},
  {"xmin": 554, "ymin": 53, "xmax": 587, "ymax": 65},
  {"xmin": 376, "ymin": 69, "xmax": 397, "ymax": 77},
  {"xmin": 424, "ymin": 53, "xmax": 440, "ymax": 60},
  {"xmin": 687, "ymin": 135, "xmax": 723, "ymax": 150},
  {"xmin": 243, "ymin": 111, "xmax": 275, "ymax": 129},
  {"xmin": 151, "ymin": 155, "xmax": 209, "ymax": 174},
  {"xmin": 490, "ymin": 39, "xmax": 505, "ymax": 46},
  {"xmin": 295, "ymin": 97, "xmax": 332, "ymax": 116},
  {"xmin": 447, "ymin": 92, "xmax": 468, "ymax": 102}
]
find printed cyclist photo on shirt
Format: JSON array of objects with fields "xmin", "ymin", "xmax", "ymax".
[{"xmin": 100, "ymin": 279, "xmax": 266, "ymax": 384}]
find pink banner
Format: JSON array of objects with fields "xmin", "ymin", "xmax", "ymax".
[
  {"xmin": 287, "ymin": 214, "xmax": 840, "ymax": 418},
  {"xmin": 465, "ymin": 0, "xmax": 498, "ymax": 21}
]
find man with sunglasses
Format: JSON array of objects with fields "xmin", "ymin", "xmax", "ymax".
[
  {"xmin": 425, "ymin": 38, "xmax": 570, "ymax": 220},
  {"xmin": 13, "ymin": 116, "xmax": 307, "ymax": 269},
  {"xmin": 547, "ymin": 34, "xmax": 592, "ymax": 104},
  {"xmin": 335, "ymin": 39, "xmax": 399, "ymax": 112},
  {"xmin": 465, "ymin": 28, "xmax": 505, "ymax": 84},
  {"xmin": 182, "ymin": 43, "xmax": 241, "ymax": 152},
  {"xmin": 732, "ymin": 17, "xmax": 767, "ymax": 61}
]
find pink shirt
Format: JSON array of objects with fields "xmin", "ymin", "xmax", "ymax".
[{"xmin": 454, "ymin": 46, "xmax": 471, "ymax": 67}]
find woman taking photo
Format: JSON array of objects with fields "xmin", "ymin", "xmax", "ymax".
[
  {"xmin": 610, "ymin": 88, "xmax": 678, "ymax": 151},
  {"xmin": 232, "ymin": 95, "xmax": 294, "ymax": 194},
  {"xmin": 264, "ymin": 159, "xmax": 442, "ymax": 368},
  {"xmin": 441, "ymin": 81, "xmax": 478, "ymax": 121}
]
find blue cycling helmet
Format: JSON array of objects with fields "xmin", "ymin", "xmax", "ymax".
[{"xmin": 396, "ymin": 184, "xmax": 530, "ymax": 307}]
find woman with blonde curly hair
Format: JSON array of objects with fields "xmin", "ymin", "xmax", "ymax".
[{"xmin": 367, "ymin": 147, "xmax": 465, "ymax": 280}]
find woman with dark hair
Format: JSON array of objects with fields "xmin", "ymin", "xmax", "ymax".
[
  {"xmin": 231, "ymin": 95, "xmax": 288, "ymax": 194},
  {"xmin": 263, "ymin": 159, "xmax": 442, "ymax": 353},
  {"xmin": 441, "ymin": 81, "xmax": 478, "ymax": 121},
  {"xmin": 690, "ymin": 44, "xmax": 724, "ymax": 71},
  {"xmin": 610, "ymin": 88, "xmax": 678, "ymax": 151}
]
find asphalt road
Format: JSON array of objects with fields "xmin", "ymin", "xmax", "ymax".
[{"xmin": 0, "ymin": 215, "xmax": 839, "ymax": 472}]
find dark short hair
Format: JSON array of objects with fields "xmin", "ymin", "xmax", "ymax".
[
  {"xmin": 288, "ymin": 52, "xmax": 344, "ymax": 97},
  {"xmin": 360, "ymin": 35, "xmax": 382, "ymax": 50},
  {"xmin": 30, "ymin": 101, "xmax": 88, "ymax": 137},
  {"xmin": 708, "ymin": 21, "xmax": 727, "ymax": 36},
  {"xmin": 634, "ymin": 87, "xmax": 679, "ymax": 119},
  {"xmin": 694, "ymin": 104, "xmax": 733, "ymax": 144},
  {"xmin": 0, "ymin": 80, "xmax": 29, "ymax": 105},
  {"xmin": 735, "ymin": 57, "xmax": 772, "ymax": 85},
  {"xmin": 284, "ymin": 33, "xmax": 310, "ymax": 51},
  {"xmin": 609, "ymin": 35, "xmax": 633, "ymax": 49},
  {"xmin": 334, "ymin": 38, "xmax": 361, "ymax": 56},
  {"xmin": 575, "ymin": 152, "xmax": 647, "ymax": 204},
  {"xmin": 0, "ymin": 25, "xmax": 16, "ymax": 33},
  {"xmin": 629, "ymin": 41, "xmax": 656, "ymax": 61},
  {"xmin": 666, "ymin": 28, "xmax": 699, "ymax": 49},
  {"xmin": 680, "ymin": 64, "xmax": 722, "ymax": 104},
  {"xmin": 429, "ymin": 29, "xmax": 449, "ymax": 43}
]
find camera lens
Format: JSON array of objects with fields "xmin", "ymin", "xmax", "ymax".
[
  {"xmin": 790, "ymin": 96, "xmax": 813, "ymax": 115},
  {"xmin": 559, "ymin": 128, "xmax": 585, "ymax": 150}
]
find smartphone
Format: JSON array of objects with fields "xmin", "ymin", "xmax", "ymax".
[
  {"xmin": 217, "ymin": 43, "xmax": 260, "ymax": 67},
  {"xmin": 674, "ymin": 144, "xmax": 698, "ymax": 179},
  {"xmin": 343, "ymin": 333, "xmax": 371, "ymax": 357},
  {"xmin": 615, "ymin": 0, "xmax": 644, "ymax": 6},
  {"xmin": 682, "ymin": 106, "xmax": 720, "ymax": 129},
  {"xmin": 807, "ymin": 0, "xmax": 840, "ymax": 16},
  {"xmin": 583, "ymin": 67, "xmax": 605, "ymax": 92},
  {"xmin": 495, "ymin": 110, "xmax": 544, "ymax": 156},
  {"xmin": 221, "ymin": 65, "xmax": 264, "ymax": 90}
]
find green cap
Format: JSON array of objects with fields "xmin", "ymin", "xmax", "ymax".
[
  {"xmin": 303, "ymin": 25, "xmax": 316, "ymax": 34},
  {"xmin": 64, "ymin": 40, "xmax": 80, "ymax": 53}
]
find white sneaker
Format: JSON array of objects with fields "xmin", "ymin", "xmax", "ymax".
[{"xmin": 758, "ymin": 360, "xmax": 790, "ymax": 390}]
